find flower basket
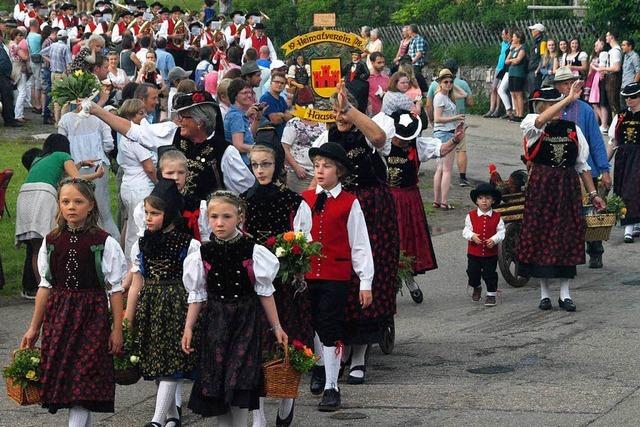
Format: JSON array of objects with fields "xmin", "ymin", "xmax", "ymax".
[
  {"xmin": 3, "ymin": 348, "xmax": 41, "ymax": 406},
  {"xmin": 6, "ymin": 377, "xmax": 41, "ymax": 406},
  {"xmin": 584, "ymin": 213, "xmax": 617, "ymax": 242},
  {"xmin": 114, "ymin": 366, "xmax": 140, "ymax": 386},
  {"xmin": 262, "ymin": 345, "xmax": 301, "ymax": 399}
]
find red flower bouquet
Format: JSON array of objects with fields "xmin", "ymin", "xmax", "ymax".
[{"xmin": 267, "ymin": 231, "xmax": 322, "ymax": 293}]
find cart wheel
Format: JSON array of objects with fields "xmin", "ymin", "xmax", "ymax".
[
  {"xmin": 498, "ymin": 222, "xmax": 530, "ymax": 288},
  {"xmin": 378, "ymin": 318, "xmax": 395, "ymax": 354}
]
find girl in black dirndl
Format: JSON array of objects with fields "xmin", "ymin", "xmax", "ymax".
[
  {"xmin": 125, "ymin": 179, "xmax": 201, "ymax": 427},
  {"xmin": 21, "ymin": 178, "xmax": 127, "ymax": 425},
  {"xmin": 311, "ymin": 86, "xmax": 398, "ymax": 385},
  {"xmin": 240, "ymin": 145, "xmax": 313, "ymax": 427},
  {"xmin": 386, "ymin": 110, "xmax": 442, "ymax": 304},
  {"xmin": 182, "ymin": 191, "xmax": 287, "ymax": 427},
  {"xmin": 517, "ymin": 84, "xmax": 606, "ymax": 312},
  {"xmin": 608, "ymin": 82, "xmax": 640, "ymax": 243}
]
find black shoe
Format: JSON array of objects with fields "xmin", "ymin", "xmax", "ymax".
[
  {"xmin": 310, "ymin": 365, "xmax": 325, "ymax": 395},
  {"xmin": 165, "ymin": 418, "xmax": 180, "ymax": 427},
  {"xmin": 588, "ymin": 255, "xmax": 603, "ymax": 269},
  {"xmin": 276, "ymin": 401, "xmax": 295, "ymax": 427},
  {"xmin": 538, "ymin": 298, "xmax": 552, "ymax": 311},
  {"xmin": 318, "ymin": 388, "xmax": 341, "ymax": 412},
  {"xmin": 347, "ymin": 365, "xmax": 366, "ymax": 384},
  {"xmin": 624, "ymin": 234, "xmax": 634, "ymax": 243},
  {"xmin": 558, "ymin": 298, "xmax": 576, "ymax": 312},
  {"xmin": 5, "ymin": 121, "xmax": 22, "ymax": 127},
  {"xmin": 410, "ymin": 288, "xmax": 424, "ymax": 304},
  {"xmin": 459, "ymin": 178, "xmax": 471, "ymax": 187}
]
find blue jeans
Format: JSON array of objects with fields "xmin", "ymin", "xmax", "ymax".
[{"xmin": 41, "ymin": 67, "xmax": 52, "ymax": 120}]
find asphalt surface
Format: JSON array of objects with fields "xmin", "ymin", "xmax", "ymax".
[{"xmin": 2, "ymin": 116, "xmax": 640, "ymax": 426}]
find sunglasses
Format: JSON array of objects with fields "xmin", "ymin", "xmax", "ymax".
[
  {"xmin": 441, "ymin": 80, "xmax": 453, "ymax": 84},
  {"xmin": 625, "ymin": 94, "xmax": 639, "ymax": 100}
]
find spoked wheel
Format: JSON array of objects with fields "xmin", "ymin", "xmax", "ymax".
[
  {"xmin": 378, "ymin": 317, "xmax": 395, "ymax": 355},
  {"xmin": 498, "ymin": 222, "xmax": 530, "ymax": 287}
]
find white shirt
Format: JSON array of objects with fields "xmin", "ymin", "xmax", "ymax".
[
  {"xmin": 130, "ymin": 238, "xmax": 204, "ymax": 302},
  {"xmin": 295, "ymin": 183, "xmax": 375, "ymax": 291},
  {"xmin": 462, "ymin": 208, "xmax": 506, "ymax": 244},
  {"xmin": 135, "ymin": 48, "xmax": 149, "ymax": 66},
  {"xmin": 58, "ymin": 112, "xmax": 114, "ymax": 165},
  {"xmin": 242, "ymin": 36, "xmax": 278, "ymax": 62},
  {"xmin": 38, "ymin": 235, "xmax": 127, "ymax": 294},
  {"xmin": 167, "ymin": 87, "xmax": 178, "ymax": 118},
  {"xmin": 117, "ymin": 133, "xmax": 156, "ymax": 190},
  {"xmin": 125, "ymin": 120, "xmax": 255, "ymax": 194},
  {"xmin": 416, "ymin": 136, "xmax": 445, "ymax": 162},
  {"xmin": 133, "ymin": 198, "xmax": 211, "ymax": 242},
  {"xmin": 107, "ymin": 68, "xmax": 129, "ymax": 87},
  {"xmin": 520, "ymin": 114, "xmax": 590, "ymax": 173},
  {"xmin": 183, "ymin": 230, "xmax": 280, "ymax": 300},
  {"xmin": 313, "ymin": 112, "xmax": 395, "ymax": 156}
]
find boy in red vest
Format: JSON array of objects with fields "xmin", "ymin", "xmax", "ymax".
[
  {"xmin": 301, "ymin": 142, "xmax": 374, "ymax": 412},
  {"xmin": 462, "ymin": 183, "xmax": 505, "ymax": 306}
]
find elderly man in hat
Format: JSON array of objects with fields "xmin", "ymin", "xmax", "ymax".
[
  {"xmin": 527, "ymin": 23, "xmax": 547, "ymax": 93},
  {"xmin": 553, "ymin": 66, "xmax": 611, "ymax": 268}
]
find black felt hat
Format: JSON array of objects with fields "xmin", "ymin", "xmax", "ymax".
[
  {"xmin": 172, "ymin": 91, "xmax": 216, "ymax": 112},
  {"xmin": 170, "ymin": 5, "xmax": 183, "ymax": 13},
  {"xmin": 391, "ymin": 110, "xmax": 422, "ymax": 141},
  {"xmin": 253, "ymin": 22, "xmax": 265, "ymax": 30},
  {"xmin": 91, "ymin": 9, "xmax": 103, "ymax": 15},
  {"xmin": 308, "ymin": 142, "xmax": 353, "ymax": 172},
  {"xmin": 621, "ymin": 82, "xmax": 640, "ymax": 97},
  {"xmin": 470, "ymin": 182, "xmax": 502, "ymax": 207},
  {"xmin": 149, "ymin": 1, "xmax": 162, "ymax": 8},
  {"xmin": 60, "ymin": 3, "xmax": 76, "ymax": 10},
  {"xmin": 529, "ymin": 87, "xmax": 564, "ymax": 102},
  {"xmin": 159, "ymin": 7, "xmax": 169, "ymax": 13},
  {"xmin": 149, "ymin": 178, "xmax": 184, "ymax": 228}
]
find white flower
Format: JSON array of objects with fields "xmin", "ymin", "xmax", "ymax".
[
  {"xmin": 130, "ymin": 355, "xmax": 140, "ymax": 364},
  {"xmin": 275, "ymin": 247, "xmax": 286, "ymax": 257},
  {"xmin": 30, "ymin": 357, "xmax": 40, "ymax": 364}
]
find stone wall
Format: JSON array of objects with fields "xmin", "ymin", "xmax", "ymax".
[{"xmin": 422, "ymin": 66, "xmax": 496, "ymax": 100}]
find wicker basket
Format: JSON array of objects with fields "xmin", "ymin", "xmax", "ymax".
[
  {"xmin": 262, "ymin": 345, "xmax": 301, "ymax": 399},
  {"xmin": 114, "ymin": 366, "xmax": 141, "ymax": 385},
  {"xmin": 584, "ymin": 213, "xmax": 617, "ymax": 241},
  {"xmin": 6, "ymin": 377, "xmax": 41, "ymax": 405}
]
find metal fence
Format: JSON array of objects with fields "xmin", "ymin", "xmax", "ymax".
[{"xmin": 369, "ymin": 19, "xmax": 596, "ymax": 47}]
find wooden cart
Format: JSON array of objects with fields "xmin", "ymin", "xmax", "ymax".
[{"xmin": 494, "ymin": 192, "xmax": 530, "ymax": 288}]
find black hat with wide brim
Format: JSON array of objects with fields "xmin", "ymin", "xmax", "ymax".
[
  {"xmin": 529, "ymin": 87, "xmax": 564, "ymax": 102},
  {"xmin": 170, "ymin": 5, "xmax": 183, "ymax": 13},
  {"xmin": 621, "ymin": 82, "xmax": 640, "ymax": 97},
  {"xmin": 391, "ymin": 110, "xmax": 422, "ymax": 141},
  {"xmin": 308, "ymin": 142, "xmax": 353, "ymax": 172},
  {"xmin": 470, "ymin": 182, "xmax": 502, "ymax": 207},
  {"xmin": 172, "ymin": 90, "xmax": 216, "ymax": 112}
]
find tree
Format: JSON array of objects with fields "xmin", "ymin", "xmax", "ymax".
[{"xmin": 585, "ymin": 0, "xmax": 640, "ymax": 40}]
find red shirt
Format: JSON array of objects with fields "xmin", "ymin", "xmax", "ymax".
[{"xmin": 368, "ymin": 72, "xmax": 390, "ymax": 115}]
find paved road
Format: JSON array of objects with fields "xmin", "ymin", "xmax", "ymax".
[{"xmin": 2, "ymin": 116, "xmax": 640, "ymax": 426}]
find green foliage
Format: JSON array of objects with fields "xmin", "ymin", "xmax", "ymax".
[
  {"xmin": 269, "ymin": 340, "xmax": 318, "ymax": 373},
  {"xmin": 431, "ymin": 43, "xmax": 498, "ymax": 67},
  {"xmin": 50, "ymin": 70, "xmax": 102, "ymax": 106},
  {"xmin": 113, "ymin": 318, "xmax": 140, "ymax": 371},
  {"xmin": 397, "ymin": 251, "xmax": 415, "ymax": 285},
  {"xmin": 265, "ymin": 231, "xmax": 322, "ymax": 285},
  {"xmin": 585, "ymin": 0, "xmax": 640, "ymax": 40},
  {"xmin": 2, "ymin": 348, "xmax": 41, "ymax": 388}
]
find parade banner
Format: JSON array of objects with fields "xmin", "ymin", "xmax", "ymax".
[
  {"xmin": 281, "ymin": 30, "xmax": 367, "ymax": 56},
  {"xmin": 310, "ymin": 57, "xmax": 341, "ymax": 98},
  {"xmin": 290, "ymin": 105, "xmax": 336, "ymax": 123}
]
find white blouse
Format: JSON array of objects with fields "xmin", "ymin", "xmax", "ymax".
[
  {"xmin": 129, "ymin": 238, "xmax": 203, "ymax": 303},
  {"xmin": 58, "ymin": 112, "xmax": 114, "ymax": 165},
  {"xmin": 125, "ymin": 120, "xmax": 255, "ymax": 195},
  {"xmin": 416, "ymin": 136, "xmax": 444, "ymax": 162},
  {"xmin": 312, "ymin": 112, "xmax": 396, "ymax": 156},
  {"xmin": 182, "ymin": 232, "xmax": 280, "ymax": 301},
  {"xmin": 520, "ymin": 114, "xmax": 591, "ymax": 173},
  {"xmin": 133, "ymin": 199, "xmax": 211, "ymax": 243},
  {"xmin": 37, "ymin": 235, "xmax": 127, "ymax": 294}
]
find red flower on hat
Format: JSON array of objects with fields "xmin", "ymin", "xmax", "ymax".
[
  {"xmin": 192, "ymin": 92, "xmax": 205, "ymax": 103},
  {"xmin": 532, "ymin": 90, "xmax": 541, "ymax": 99}
]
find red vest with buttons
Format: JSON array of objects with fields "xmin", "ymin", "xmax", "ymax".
[
  {"xmin": 250, "ymin": 34, "xmax": 268, "ymax": 51},
  {"xmin": 467, "ymin": 210, "xmax": 501, "ymax": 257},
  {"xmin": 302, "ymin": 189, "xmax": 356, "ymax": 281}
]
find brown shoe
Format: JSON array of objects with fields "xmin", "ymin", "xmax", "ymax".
[
  {"xmin": 484, "ymin": 296, "xmax": 496, "ymax": 307},
  {"xmin": 472, "ymin": 287, "xmax": 481, "ymax": 301}
]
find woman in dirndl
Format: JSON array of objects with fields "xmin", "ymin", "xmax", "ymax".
[
  {"xmin": 311, "ymin": 84, "xmax": 398, "ymax": 385},
  {"xmin": 608, "ymin": 82, "xmax": 640, "ymax": 242},
  {"xmin": 518, "ymin": 84, "xmax": 606, "ymax": 312}
]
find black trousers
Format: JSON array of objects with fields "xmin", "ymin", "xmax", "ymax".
[
  {"xmin": 467, "ymin": 254, "xmax": 498, "ymax": 292},
  {"xmin": 0, "ymin": 75, "xmax": 16, "ymax": 124},
  {"xmin": 413, "ymin": 65, "xmax": 429, "ymax": 93},
  {"xmin": 309, "ymin": 280, "xmax": 348, "ymax": 346}
]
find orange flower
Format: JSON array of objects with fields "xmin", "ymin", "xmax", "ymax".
[
  {"xmin": 283, "ymin": 231, "xmax": 296, "ymax": 242},
  {"xmin": 304, "ymin": 347, "xmax": 313, "ymax": 357}
]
